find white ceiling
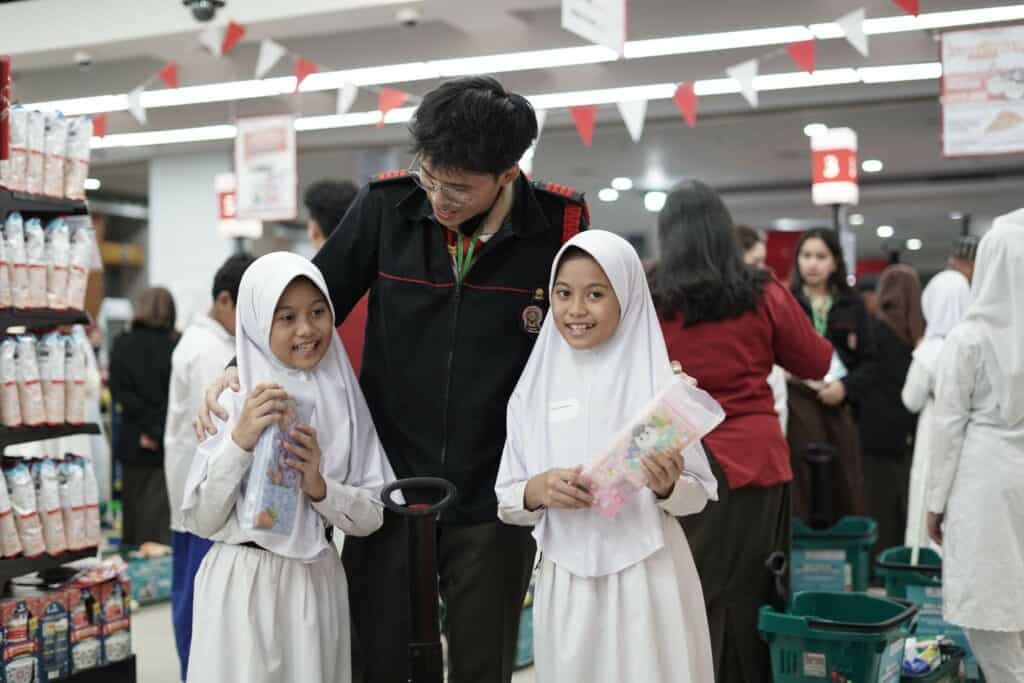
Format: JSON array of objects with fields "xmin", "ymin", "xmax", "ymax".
[{"xmin": 7, "ymin": 0, "xmax": 1023, "ymax": 270}]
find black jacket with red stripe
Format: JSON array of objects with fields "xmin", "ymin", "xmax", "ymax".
[{"xmin": 313, "ymin": 172, "xmax": 588, "ymax": 523}]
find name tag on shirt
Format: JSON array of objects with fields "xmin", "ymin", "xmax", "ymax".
[{"xmin": 548, "ymin": 399, "xmax": 580, "ymax": 423}]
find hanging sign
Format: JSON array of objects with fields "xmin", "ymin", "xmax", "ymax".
[
  {"xmin": 810, "ymin": 127, "xmax": 859, "ymax": 206},
  {"xmin": 562, "ymin": 0, "xmax": 627, "ymax": 56},
  {"xmin": 941, "ymin": 24, "xmax": 1024, "ymax": 157},
  {"xmin": 233, "ymin": 115, "xmax": 297, "ymax": 221},
  {"xmin": 215, "ymin": 173, "xmax": 262, "ymax": 239}
]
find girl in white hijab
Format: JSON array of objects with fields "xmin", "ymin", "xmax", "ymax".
[
  {"xmin": 901, "ymin": 269, "xmax": 971, "ymax": 548},
  {"xmin": 926, "ymin": 210, "xmax": 1024, "ymax": 683},
  {"xmin": 496, "ymin": 230, "xmax": 717, "ymax": 682},
  {"xmin": 181, "ymin": 252, "xmax": 395, "ymax": 683}
]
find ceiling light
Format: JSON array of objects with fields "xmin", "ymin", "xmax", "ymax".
[
  {"xmin": 624, "ymin": 25, "xmax": 813, "ymax": 59},
  {"xmin": 862, "ymin": 159, "xmax": 884, "ymax": 173},
  {"xmin": 644, "ymin": 191, "xmax": 667, "ymax": 213},
  {"xmin": 858, "ymin": 62, "xmax": 943, "ymax": 84},
  {"xmin": 906, "ymin": 238, "xmax": 923, "ymax": 251},
  {"xmin": 611, "ymin": 177, "xmax": 633, "ymax": 191},
  {"xmin": 877, "ymin": 225, "xmax": 895, "ymax": 238},
  {"xmin": 804, "ymin": 123, "xmax": 828, "ymax": 137},
  {"xmin": 598, "ymin": 188, "xmax": 620, "ymax": 202},
  {"xmin": 950, "ymin": 211, "xmax": 964, "ymax": 220},
  {"xmin": 91, "ymin": 124, "xmax": 238, "ymax": 149},
  {"xmin": 849, "ymin": 213, "xmax": 864, "ymax": 226},
  {"xmin": 83, "ymin": 178, "xmax": 101, "ymax": 191}
]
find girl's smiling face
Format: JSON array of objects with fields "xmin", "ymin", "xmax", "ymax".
[
  {"xmin": 269, "ymin": 277, "xmax": 334, "ymax": 370},
  {"xmin": 551, "ymin": 250, "xmax": 621, "ymax": 350}
]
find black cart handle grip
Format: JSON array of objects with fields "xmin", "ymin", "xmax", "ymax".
[
  {"xmin": 382, "ymin": 477, "xmax": 457, "ymax": 517},
  {"xmin": 806, "ymin": 598, "xmax": 919, "ymax": 633}
]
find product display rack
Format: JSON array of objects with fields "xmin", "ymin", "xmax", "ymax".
[{"xmin": 0, "ymin": 193, "xmax": 136, "ymax": 681}]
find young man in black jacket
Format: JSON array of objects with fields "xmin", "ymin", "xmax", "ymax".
[{"xmin": 197, "ymin": 76, "xmax": 588, "ymax": 682}]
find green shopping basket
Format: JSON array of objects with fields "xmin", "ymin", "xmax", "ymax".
[{"xmin": 792, "ymin": 517, "xmax": 878, "ymax": 594}]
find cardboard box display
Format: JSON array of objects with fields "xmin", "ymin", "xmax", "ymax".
[
  {"xmin": 1, "ymin": 597, "xmax": 41, "ymax": 683},
  {"xmin": 32, "ymin": 592, "xmax": 69, "ymax": 682},
  {"xmin": 96, "ymin": 577, "xmax": 130, "ymax": 665},
  {"xmin": 65, "ymin": 586, "xmax": 101, "ymax": 674}
]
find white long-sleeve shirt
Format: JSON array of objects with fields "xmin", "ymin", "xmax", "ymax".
[{"xmin": 164, "ymin": 315, "xmax": 235, "ymax": 532}]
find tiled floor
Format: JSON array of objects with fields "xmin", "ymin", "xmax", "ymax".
[{"xmin": 132, "ymin": 601, "xmax": 536, "ymax": 682}]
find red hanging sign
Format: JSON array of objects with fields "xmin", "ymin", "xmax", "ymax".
[
  {"xmin": 158, "ymin": 62, "xmax": 179, "ymax": 89},
  {"xmin": 294, "ymin": 57, "xmax": 318, "ymax": 93},
  {"xmin": 672, "ymin": 82, "xmax": 698, "ymax": 128},
  {"xmin": 892, "ymin": 0, "xmax": 919, "ymax": 16},
  {"xmin": 569, "ymin": 105, "xmax": 597, "ymax": 147},
  {"xmin": 92, "ymin": 113, "xmax": 108, "ymax": 138},
  {"xmin": 810, "ymin": 127, "xmax": 859, "ymax": 206},
  {"xmin": 787, "ymin": 40, "xmax": 816, "ymax": 74},
  {"xmin": 377, "ymin": 88, "xmax": 409, "ymax": 127},
  {"xmin": 222, "ymin": 21, "xmax": 247, "ymax": 54}
]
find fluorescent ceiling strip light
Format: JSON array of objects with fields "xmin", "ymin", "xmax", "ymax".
[
  {"xmin": 91, "ymin": 124, "xmax": 237, "ymax": 149},
  {"xmin": 30, "ymin": 5, "xmax": 1018, "ymax": 117},
  {"xmin": 295, "ymin": 106, "xmax": 417, "ymax": 131},
  {"xmin": 858, "ymin": 62, "xmax": 942, "ymax": 83}
]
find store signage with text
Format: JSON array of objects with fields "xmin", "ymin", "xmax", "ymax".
[{"xmin": 810, "ymin": 127, "xmax": 859, "ymax": 206}]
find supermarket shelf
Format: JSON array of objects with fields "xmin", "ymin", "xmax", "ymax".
[
  {"xmin": 0, "ymin": 423, "xmax": 100, "ymax": 450},
  {"xmin": 0, "ymin": 547, "xmax": 98, "ymax": 585},
  {"xmin": 0, "ymin": 189, "xmax": 88, "ymax": 217},
  {"xmin": 0, "ymin": 307, "xmax": 89, "ymax": 332},
  {"xmin": 66, "ymin": 655, "xmax": 137, "ymax": 682}
]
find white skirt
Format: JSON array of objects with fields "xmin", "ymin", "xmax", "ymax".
[
  {"xmin": 186, "ymin": 543, "xmax": 349, "ymax": 683},
  {"xmin": 534, "ymin": 514, "xmax": 714, "ymax": 682}
]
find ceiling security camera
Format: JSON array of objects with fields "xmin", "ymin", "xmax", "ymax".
[
  {"xmin": 396, "ymin": 6, "xmax": 422, "ymax": 28},
  {"xmin": 183, "ymin": 0, "xmax": 225, "ymax": 22},
  {"xmin": 73, "ymin": 51, "xmax": 93, "ymax": 71}
]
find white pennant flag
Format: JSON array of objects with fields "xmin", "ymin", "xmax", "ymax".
[
  {"xmin": 199, "ymin": 25, "xmax": 225, "ymax": 56},
  {"xmin": 519, "ymin": 109, "xmax": 547, "ymax": 177},
  {"xmin": 727, "ymin": 59, "xmax": 759, "ymax": 108},
  {"xmin": 337, "ymin": 83, "xmax": 359, "ymax": 115},
  {"xmin": 255, "ymin": 39, "xmax": 288, "ymax": 79},
  {"xmin": 127, "ymin": 86, "xmax": 147, "ymax": 126},
  {"xmin": 616, "ymin": 100, "xmax": 648, "ymax": 143},
  {"xmin": 837, "ymin": 8, "xmax": 869, "ymax": 57}
]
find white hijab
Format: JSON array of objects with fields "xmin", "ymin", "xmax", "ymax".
[
  {"xmin": 182, "ymin": 252, "xmax": 392, "ymax": 560},
  {"xmin": 508, "ymin": 230, "xmax": 716, "ymax": 578},
  {"xmin": 965, "ymin": 209, "xmax": 1024, "ymax": 427},
  {"xmin": 913, "ymin": 269, "xmax": 971, "ymax": 372}
]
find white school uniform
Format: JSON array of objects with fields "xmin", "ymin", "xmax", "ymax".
[
  {"xmin": 181, "ymin": 252, "xmax": 395, "ymax": 683},
  {"xmin": 495, "ymin": 230, "xmax": 717, "ymax": 683}
]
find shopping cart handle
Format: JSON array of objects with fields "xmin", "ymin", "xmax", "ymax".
[
  {"xmin": 805, "ymin": 598, "xmax": 919, "ymax": 633},
  {"xmin": 382, "ymin": 477, "xmax": 458, "ymax": 517}
]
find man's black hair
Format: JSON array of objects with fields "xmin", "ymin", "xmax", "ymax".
[
  {"xmin": 212, "ymin": 254, "xmax": 255, "ymax": 305},
  {"xmin": 303, "ymin": 180, "xmax": 359, "ymax": 239},
  {"xmin": 409, "ymin": 76, "xmax": 538, "ymax": 175}
]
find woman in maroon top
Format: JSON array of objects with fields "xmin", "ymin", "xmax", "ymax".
[{"xmin": 650, "ymin": 181, "xmax": 832, "ymax": 683}]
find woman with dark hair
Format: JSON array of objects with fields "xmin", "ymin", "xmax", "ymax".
[
  {"xmin": 652, "ymin": 180, "xmax": 832, "ymax": 683},
  {"xmin": 858, "ymin": 265, "xmax": 923, "ymax": 553},
  {"xmin": 787, "ymin": 228, "xmax": 877, "ymax": 525},
  {"xmin": 110, "ymin": 286, "xmax": 179, "ymax": 546}
]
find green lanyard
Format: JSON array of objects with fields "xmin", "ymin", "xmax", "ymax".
[
  {"xmin": 810, "ymin": 294, "xmax": 832, "ymax": 336},
  {"xmin": 454, "ymin": 224, "xmax": 486, "ymax": 283}
]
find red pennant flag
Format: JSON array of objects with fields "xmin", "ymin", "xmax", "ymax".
[
  {"xmin": 294, "ymin": 57, "xmax": 318, "ymax": 93},
  {"xmin": 672, "ymin": 83, "xmax": 698, "ymax": 128},
  {"xmin": 157, "ymin": 62, "xmax": 179, "ymax": 89},
  {"xmin": 92, "ymin": 113, "xmax": 108, "ymax": 138},
  {"xmin": 377, "ymin": 88, "xmax": 409, "ymax": 127},
  {"xmin": 569, "ymin": 105, "xmax": 597, "ymax": 147},
  {"xmin": 892, "ymin": 0, "xmax": 919, "ymax": 16},
  {"xmin": 221, "ymin": 21, "xmax": 247, "ymax": 54},
  {"xmin": 787, "ymin": 40, "xmax": 816, "ymax": 74}
]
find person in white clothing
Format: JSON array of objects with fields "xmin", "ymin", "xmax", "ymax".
[
  {"xmin": 163, "ymin": 253, "xmax": 252, "ymax": 682},
  {"xmin": 495, "ymin": 230, "xmax": 716, "ymax": 682},
  {"xmin": 181, "ymin": 252, "xmax": 395, "ymax": 683},
  {"xmin": 900, "ymin": 269, "xmax": 970, "ymax": 549},
  {"xmin": 926, "ymin": 210, "xmax": 1024, "ymax": 683}
]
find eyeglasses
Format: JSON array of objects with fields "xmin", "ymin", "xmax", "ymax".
[{"xmin": 407, "ymin": 159, "xmax": 474, "ymax": 208}]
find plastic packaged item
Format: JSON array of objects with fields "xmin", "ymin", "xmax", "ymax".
[
  {"xmin": 36, "ymin": 589, "xmax": 71, "ymax": 680},
  {"xmin": 32, "ymin": 460, "xmax": 68, "ymax": 555},
  {"xmin": 66, "ymin": 585, "xmax": 102, "ymax": 673},
  {"xmin": 5, "ymin": 464, "xmax": 46, "ymax": 558},
  {"xmin": 0, "ymin": 472, "xmax": 24, "ymax": 557},
  {"xmin": 65, "ymin": 337, "xmax": 87, "ymax": 425},
  {"xmin": 1, "ymin": 597, "xmax": 42, "ymax": 683},
  {"xmin": 58, "ymin": 459, "xmax": 86, "ymax": 551},
  {"xmin": 39, "ymin": 333, "xmax": 67, "ymax": 425},
  {"xmin": 45, "ymin": 218, "xmax": 71, "ymax": 310},
  {"xmin": 242, "ymin": 398, "xmax": 314, "ymax": 535},
  {"xmin": 43, "ymin": 112, "xmax": 68, "ymax": 199},
  {"xmin": 64, "ymin": 117, "xmax": 93, "ymax": 200},
  {"xmin": 0, "ymin": 339, "xmax": 21, "ymax": 427},
  {"xmin": 98, "ymin": 576, "xmax": 131, "ymax": 664},
  {"xmin": 4, "ymin": 211, "xmax": 30, "ymax": 309},
  {"xmin": 25, "ymin": 110, "xmax": 45, "ymax": 196},
  {"xmin": 581, "ymin": 376, "xmax": 726, "ymax": 518},
  {"xmin": 0, "ymin": 106, "xmax": 29, "ymax": 192},
  {"xmin": 24, "ymin": 218, "xmax": 47, "ymax": 309},
  {"xmin": 81, "ymin": 457, "xmax": 101, "ymax": 548},
  {"xmin": 16, "ymin": 335, "xmax": 46, "ymax": 427},
  {"xmin": 0, "ymin": 223, "xmax": 12, "ymax": 308},
  {"xmin": 66, "ymin": 222, "xmax": 95, "ymax": 311}
]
